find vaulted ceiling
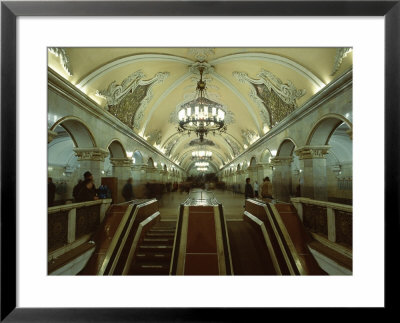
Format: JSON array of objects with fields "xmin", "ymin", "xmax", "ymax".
[{"xmin": 48, "ymin": 47, "xmax": 352, "ymax": 173}]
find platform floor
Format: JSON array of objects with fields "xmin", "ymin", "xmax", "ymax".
[{"xmin": 158, "ymin": 189, "xmax": 244, "ymax": 221}]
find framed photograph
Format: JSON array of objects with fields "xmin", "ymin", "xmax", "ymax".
[{"xmin": 2, "ymin": 0, "xmax": 398, "ymax": 321}]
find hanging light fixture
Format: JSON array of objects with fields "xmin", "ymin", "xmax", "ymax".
[
  {"xmin": 191, "ymin": 150, "xmax": 212, "ymax": 161},
  {"xmin": 177, "ymin": 66, "xmax": 227, "ymax": 142}
]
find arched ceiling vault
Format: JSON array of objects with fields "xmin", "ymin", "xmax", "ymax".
[{"xmin": 49, "ymin": 48, "xmax": 352, "ymax": 171}]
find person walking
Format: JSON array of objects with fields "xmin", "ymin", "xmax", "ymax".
[
  {"xmin": 122, "ymin": 178, "xmax": 134, "ymax": 201},
  {"xmin": 244, "ymin": 178, "xmax": 254, "ymax": 208},
  {"xmin": 261, "ymin": 177, "xmax": 273, "ymax": 199},
  {"xmin": 75, "ymin": 178, "xmax": 99, "ymax": 202}
]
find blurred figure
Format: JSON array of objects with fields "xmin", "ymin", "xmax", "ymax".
[
  {"xmin": 48, "ymin": 177, "xmax": 56, "ymax": 206},
  {"xmin": 76, "ymin": 178, "xmax": 98, "ymax": 202},
  {"xmin": 261, "ymin": 177, "xmax": 273, "ymax": 199},
  {"xmin": 122, "ymin": 178, "xmax": 134, "ymax": 201},
  {"xmin": 254, "ymin": 180, "xmax": 259, "ymax": 198},
  {"xmin": 244, "ymin": 178, "xmax": 254, "ymax": 199}
]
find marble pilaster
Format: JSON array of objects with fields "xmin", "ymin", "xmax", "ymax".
[
  {"xmin": 48, "ymin": 129, "xmax": 58, "ymax": 143},
  {"xmin": 110, "ymin": 157, "xmax": 133, "ymax": 203},
  {"xmin": 270, "ymin": 156, "xmax": 293, "ymax": 202},
  {"xmin": 74, "ymin": 147, "xmax": 109, "ymax": 186}
]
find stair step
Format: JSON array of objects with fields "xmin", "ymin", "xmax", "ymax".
[
  {"xmin": 149, "ymin": 228, "xmax": 176, "ymax": 232},
  {"xmin": 146, "ymin": 232, "xmax": 175, "ymax": 237},
  {"xmin": 143, "ymin": 238, "xmax": 170, "ymax": 242},
  {"xmin": 139, "ymin": 245, "xmax": 173, "ymax": 250},
  {"xmin": 136, "ymin": 253, "xmax": 170, "ymax": 258}
]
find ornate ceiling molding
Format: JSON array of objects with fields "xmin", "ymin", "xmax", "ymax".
[
  {"xmin": 234, "ymin": 70, "xmax": 305, "ymax": 127},
  {"xmin": 48, "ymin": 47, "xmax": 73, "ymax": 76},
  {"xmin": 211, "ymin": 72, "xmax": 262, "ymax": 133},
  {"xmin": 209, "ymin": 52, "xmax": 325, "ymax": 88},
  {"xmin": 241, "ymin": 129, "xmax": 259, "ymax": 147},
  {"xmin": 97, "ymin": 71, "xmax": 169, "ymax": 130},
  {"xmin": 331, "ymin": 48, "xmax": 352, "ymax": 76},
  {"xmin": 77, "ymin": 54, "xmax": 192, "ymax": 88},
  {"xmin": 146, "ymin": 129, "xmax": 162, "ymax": 146},
  {"xmin": 188, "ymin": 48, "xmax": 215, "ymax": 61}
]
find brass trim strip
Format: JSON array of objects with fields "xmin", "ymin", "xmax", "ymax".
[
  {"xmin": 268, "ymin": 204, "xmax": 306, "ymax": 275},
  {"xmin": 244, "ymin": 211, "xmax": 281, "ymax": 275},
  {"xmin": 121, "ymin": 211, "xmax": 160, "ymax": 275},
  {"xmin": 176, "ymin": 206, "xmax": 189, "ymax": 275},
  {"xmin": 263, "ymin": 205, "xmax": 296, "ymax": 275},
  {"xmin": 214, "ymin": 206, "xmax": 226, "ymax": 275},
  {"xmin": 97, "ymin": 204, "xmax": 134, "ymax": 275}
]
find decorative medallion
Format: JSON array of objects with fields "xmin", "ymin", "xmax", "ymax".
[{"xmin": 146, "ymin": 130, "xmax": 162, "ymax": 146}]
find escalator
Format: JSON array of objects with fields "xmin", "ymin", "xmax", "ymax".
[
  {"xmin": 128, "ymin": 220, "xmax": 176, "ymax": 275},
  {"xmin": 227, "ymin": 221, "xmax": 276, "ymax": 275}
]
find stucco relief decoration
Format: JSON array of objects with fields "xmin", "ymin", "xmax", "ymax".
[
  {"xmin": 331, "ymin": 48, "xmax": 352, "ymax": 76},
  {"xmin": 233, "ymin": 70, "xmax": 305, "ymax": 127},
  {"xmin": 48, "ymin": 47, "xmax": 73, "ymax": 76},
  {"xmin": 97, "ymin": 71, "xmax": 169, "ymax": 131},
  {"xmin": 241, "ymin": 129, "xmax": 258, "ymax": 147},
  {"xmin": 146, "ymin": 130, "xmax": 162, "ymax": 146},
  {"xmin": 188, "ymin": 48, "xmax": 215, "ymax": 61},
  {"xmin": 224, "ymin": 136, "xmax": 241, "ymax": 157},
  {"xmin": 164, "ymin": 137, "xmax": 180, "ymax": 157},
  {"xmin": 187, "ymin": 138, "xmax": 218, "ymax": 148}
]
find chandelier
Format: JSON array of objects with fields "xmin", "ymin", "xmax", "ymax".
[
  {"xmin": 195, "ymin": 162, "xmax": 209, "ymax": 167},
  {"xmin": 197, "ymin": 167, "xmax": 208, "ymax": 172},
  {"xmin": 177, "ymin": 66, "xmax": 227, "ymax": 142},
  {"xmin": 192, "ymin": 150, "xmax": 212, "ymax": 161}
]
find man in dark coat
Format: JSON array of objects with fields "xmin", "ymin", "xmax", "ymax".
[
  {"xmin": 122, "ymin": 178, "xmax": 134, "ymax": 201},
  {"xmin": 244, "ymin": 177, "xmax": 254, "ymax": 199}
]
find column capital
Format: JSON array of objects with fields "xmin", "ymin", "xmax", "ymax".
[
  {"xmin": 295, "ymin": 145, "xmax": 330, "ymax": 160},
  {"xmin": 270, "ymin": 156, "xmax": 293, "ymax": 166},
  {"xmin": 74, "ymin": 148, "xmax": 109, "ymax": 161},
  {"xmin": 110, "ymin": 157, "xmax": 133, "ymax": 167},
  {"xmin": 48, "ymin": 129, "xmax": 58, "ymax": 143}
]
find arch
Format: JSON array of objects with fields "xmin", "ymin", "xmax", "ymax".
[
  {"xmin": 147, "ymin": 157, "xmax": 155, "ymax": 168},
  {"xmin": 50, "ymin": 116, "xmax": 96, "ymax": 148},
  {"xmin": 306, "ymin": 114, "xmax": 353, "ymax": 146},
  {"xmin": 276, "ymin": 138, "xmax": 297, "ymax": 157},
  {"xmin": 107, "ymin": 139, "xmax": 127, "ymax": 158},
  {"xmin": 260, "ymin": 148, "xmax": 273, "ymax": 163},
  {"xmin": 249, "ymin": 156, "xmax": 257, "ymax": 167},
  {"xmin": 133, "ymin": 150, "xmax": 144, "ymax": 164}
]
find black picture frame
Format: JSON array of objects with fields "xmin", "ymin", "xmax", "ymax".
[{"xmin": 1, "ymin": 1, "xmax": 399, "ymax": 321}]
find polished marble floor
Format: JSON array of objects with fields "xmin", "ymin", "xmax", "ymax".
[{"xmin": 158, "ymin": 189, "xmax": 245, "ymax": 221}]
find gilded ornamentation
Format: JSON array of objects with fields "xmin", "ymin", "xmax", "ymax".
[
  {"xmin": 98, "ymin": 71, "xmax": 169, "ymax": 130},
  {"xmin": 48, "ymin": 47, "xmax": 73, "ymax": 75},
  {"xmin": 110, "ymin": 158, "xmax": 133, "ymax": 167},
  {"xmin": 233, "ymin": 70, "xmax": 305, "ymax": 126},
  {"xmin": 331, "ymin": 48, "xmax": 352, "ymax": 76},
  {"xmin": 270, "ymin": 156, "xmax": 293, "ymax": 166}
]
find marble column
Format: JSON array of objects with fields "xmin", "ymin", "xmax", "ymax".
[
  {"xmin": 74, "ymin": 147, "xmax": 109, "ymax": 187},
  {"xmin": 270, "ymin": 156, "xmax": 293, "ymax": 202},
  {"xmin": 132, "ymin": 164, "xmax": 147, "ymax": 184},
  {"xmin": 295, "ymin": 145, "xmax": 330, "ymax": 201},
  {"xmin": 110, "ymin": 157, "xmax": 133, "ymax": 203}
]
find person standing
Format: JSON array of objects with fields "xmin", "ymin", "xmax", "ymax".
[
  {"xmin": 244, "ymin": 178, "xmax": 254, "ymax": 199},
  {"xmin": 75, "ymin": 178, "xmax": 99, "ymax": 202},
  {"xmin": 122, "ymin": 178, "xmax": 134, "ymax": 201},
  {"xmin": 48, "ymin": 177, "xmax": 56, "ymax": 206},
  {"xmin": 261, "ymin": 177, "xmax": 273, "ymax": 199},
  {"xmin": 254, "ymin": 180, "xmax": 259, "ymax": 198}
]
